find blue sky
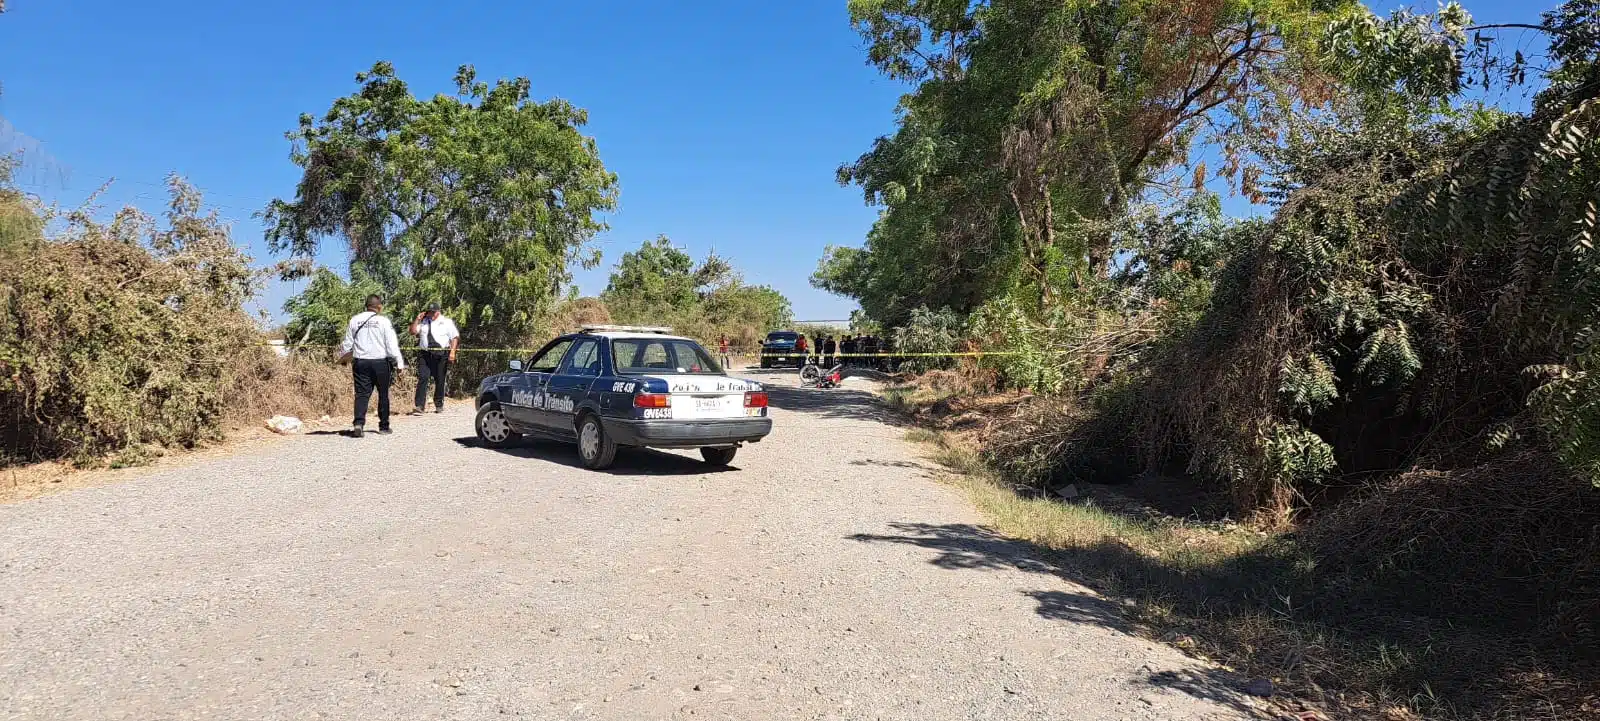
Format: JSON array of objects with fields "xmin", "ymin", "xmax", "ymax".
[
  {"xmin": 0, "ymin": 0, "xmax": 1554, "ymax": 324},
  {"xmin": 0, "ymin": 1, "xmax": 906, "ymax": 322}
]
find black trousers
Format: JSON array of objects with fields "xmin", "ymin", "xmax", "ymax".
[
  {"xmin": 352, "ymin": 358, "xmax": 393, "ymax": 429},
  {"xmin": 414, "ymin": 350, "xmax": 449, "ymax": 410}
]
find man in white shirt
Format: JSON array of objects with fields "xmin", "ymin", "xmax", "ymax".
[
  {"xmin": 408, "ymin": 301, "xmax": 460, "ymax": 415},
  {"xmin": 337, "ymin": 294, "xmax": 407, "ymax": 438}
]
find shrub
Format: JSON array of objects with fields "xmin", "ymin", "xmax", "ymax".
[
  {"xmin": 892, "ymin": 306, "xmax": 965, "ymax": 373},
  {"xmin": 281, "ymin": 266, "xmax": 385, "ymax": 347},
  {"xmin": 0, "ymin": 175, "xmax": 359, "ymax": 466}
]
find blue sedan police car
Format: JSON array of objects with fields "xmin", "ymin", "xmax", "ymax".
[{"xmin": 472, "ymin": 326, "xmax": 773, "ymax": 469}]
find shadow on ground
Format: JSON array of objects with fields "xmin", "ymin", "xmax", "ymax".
[
  {"xmin": 848, "ymin": 521, "xmax": 1269, "ymax": 715},
  {"xmin": 849, "ymin": 458, "xmax": 935, "ymax": 471},
  {"xmin": 1145, "ymin": 669, "xmax": 1270, "ymax": 719},
  {"xmin": 450, "ymin": 437, "xmax": 735, "ymax": 476},
  {"xmin": 735, "ymin": 367, "xmax": 806, "ymax": 378},
  {"xmin": 734, "ymin": 365, "xmax": 898, "ymax": 382},
  {"xmin": 765, "ymin": 386, "xmax": 909, "ymax": 428}
]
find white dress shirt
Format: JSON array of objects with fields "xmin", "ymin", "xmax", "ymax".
[
  {"xmin": 418, "ymin": 315, "xmax": 460, "ymax": 350},
  {"xmin": 339, "ymin": 312, "xmax": 406, "ymax": 369}
]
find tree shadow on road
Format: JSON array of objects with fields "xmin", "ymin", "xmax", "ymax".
[
  {"xmin": 847, "ymin": 521, "xmax": 1267, "ymax": 717},
  {"xmin": 450, "ymin": 437, "xmax": 736, "ymax": 476},
  {"xmin": 765, "ymin": 386, "xmax": 909, "ymax": 428},
  {"xmin": 735, "ymin": 367, "xmax": 807, "ymax": 378},
  {"xmin": 849, "ymin": 458, "xmax": 935, "ymax": 471},
  {"xmin": 1143, "ymin": 668, "xmax": 1270, "ymax": 719}
]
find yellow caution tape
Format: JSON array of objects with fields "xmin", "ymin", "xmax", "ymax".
[{"xmin": 265, "ymin": 344, "xmax": 1065, "ymax": 358}]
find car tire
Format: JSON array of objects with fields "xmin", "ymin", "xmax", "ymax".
[
  {"xmin": 577, "ymin": 414, "xmax": 618, "ymax": 470},
  {"xmin": 759, "ymin": 359, "xmax": 771, "ymax": 369},
  {"xmin": 700, "ymin": 446, "xmax": 737, "ymax": 466},
  {"xmin": 475, "ymin": 402, "xmax": 521, "ymax": 448}
]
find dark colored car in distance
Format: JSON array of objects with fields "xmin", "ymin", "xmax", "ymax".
[{"xmin": 759, "ymin": 330, "xmax": 806, "ymax": 368}]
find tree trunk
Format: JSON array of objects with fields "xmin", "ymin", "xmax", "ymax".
[{"xmin": 1088, "ymin": 243, "xmax": 1112, "ymax": 278}]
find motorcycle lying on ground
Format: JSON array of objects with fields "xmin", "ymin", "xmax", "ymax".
[{"xmin": 798, "ymin": 359, "xmax": 845, "ymax": 389}]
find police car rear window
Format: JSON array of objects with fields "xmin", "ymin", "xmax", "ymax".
[{"xmin": 612, "ymin": 339, "xmax": 723, "ymax": 375}]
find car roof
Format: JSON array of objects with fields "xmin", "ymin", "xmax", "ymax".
[{"xmin": 577, "ymin": 331, "xmax": 696, "ymax": 342}]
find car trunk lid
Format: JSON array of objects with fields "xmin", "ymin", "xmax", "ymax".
[{"xmin": 656, "ymin": 375, "xmax": 758, "ymax": 420}]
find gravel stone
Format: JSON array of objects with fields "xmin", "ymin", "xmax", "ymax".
[{"xmin": 0, "ymin": 370, "xmax": 1258, "ymax": 720}]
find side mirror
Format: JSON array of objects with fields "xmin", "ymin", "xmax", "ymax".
[{"xmin": 508, "ymin": 359, "xmax": 523, "ymax": 372}]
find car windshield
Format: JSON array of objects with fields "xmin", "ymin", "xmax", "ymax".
[
  {"xmin": 612, "ymin": 338, "xmax": 724, "ymax": 375},
  {"xmin": 766, "ymin": 332, "xmax": 797, "ymax": 342}
]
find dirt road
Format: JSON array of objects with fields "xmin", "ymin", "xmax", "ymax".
[{"xmin": 0, "ymin": 370, "xmax": 1264, "ymax": 720}]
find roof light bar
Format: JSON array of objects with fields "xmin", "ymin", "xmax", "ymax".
[{"xmin": 580, "ymin": 325, "xmax": 674, "ymax": 334}]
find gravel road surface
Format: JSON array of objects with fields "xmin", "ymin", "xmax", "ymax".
[{"xmin": 0, "ymin": 369, "xmax": 1264, "ymax": 720}]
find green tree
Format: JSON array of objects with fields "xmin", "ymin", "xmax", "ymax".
[
  {"xmin": 700, "ymin": 283, "xmax": 793, "ymax": 343},
  {"xmin": 602, "ymin": 236, "xmax": 792, "ymax": 347},
  {"xmin": 262, "ymin": 62, "xmax": 619, "ymax": 346},
  {"xmin": 824, "ymin": 0, "xmax": 1352, "ymax": 324},
  {"xmin": 280, "ymin": 267, "xmax": 385, "ymax": 347},
  {"xmin": 600, "ymin": 235, "xmax": 730, "ymax": 321}
]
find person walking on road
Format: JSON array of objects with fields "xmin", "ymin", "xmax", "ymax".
[
  {"xmin": 409, "ymin": 302, "xmax": 460, "ymax": 415},
  {"xmin": 338, "ymin": 294, "xmax": 406, "ymax": 438}
]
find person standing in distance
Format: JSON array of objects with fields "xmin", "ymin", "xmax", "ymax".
[
  {"xmin": 337, "ymin": 294, "xmax": 406, "ymax": 438},
  {"xmin": 717, "ymin": 334, "xmax": 731, "ymax": 370},
  {"xmin": 409, "ymin": 301, "xmax": 459, "ymax": 415}
]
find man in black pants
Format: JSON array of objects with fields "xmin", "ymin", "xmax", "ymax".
[
  {"xmin": 337, "ymin": 295, "xmax": 406, "ymax": 438},
  {"xmin": 408, "ymin": 301, "xmax": 460, "ymax": 414}
]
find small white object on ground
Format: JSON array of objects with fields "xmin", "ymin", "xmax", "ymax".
[{"xmin": 265, "ymin": 415, "xmax": 304, "ymax": 434}]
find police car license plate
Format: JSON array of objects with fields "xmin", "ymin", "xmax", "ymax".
[
  {"xmin": 678, "ymin": 394, "xmax": 741, "ymax": 419},
  {"xmin": 777, "ymin": 356, "xmax": 788, "ymax": 361}
]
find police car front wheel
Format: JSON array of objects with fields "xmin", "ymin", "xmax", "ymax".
[
  {"xmin": 577, "ymin": 415, "xmax": 618, "ymax": 470},
  {"xmin": 475, "ymin": 403, "xmax": 521, "ymax": 448}
]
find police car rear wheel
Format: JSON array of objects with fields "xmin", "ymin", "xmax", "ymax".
[
  {"xmin": 475, "ymin": 403, "xmax": 520, "ymax": 448},
  {"xmin": 700, "ymin": 446, "xmax": 737, "ymax": 466},
  {"xmin": 577, "ymin": 415, "xmax": 617, "ymax": 470}
]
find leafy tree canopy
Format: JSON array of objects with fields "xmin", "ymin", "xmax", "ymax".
[
  {"xmin": 262, "ymin": 62, "xmax": 618, "ymax": 345},
  {"xmin": 602, "ymin": 236, "xmax": 792, "ymax": 347},
  {"xmin": 823, "ymin": 0, "xmax": 1357, "ymax": 325},
  {"xmin": 601, "ymin": 235, "xmax": 732, "ymax": 320}
]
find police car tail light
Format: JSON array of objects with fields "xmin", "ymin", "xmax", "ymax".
[
  {"xmin": 634, "ymin": 393, "xmax": 671, "ymax": 408},
  {"xmin": 744, "ymin": 391, "xmax": 768, "ymax": 408}
]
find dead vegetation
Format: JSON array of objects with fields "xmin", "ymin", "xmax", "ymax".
[{"xmin": 0, "ymin": 173, "xmax": 386, "ymax": 474}]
